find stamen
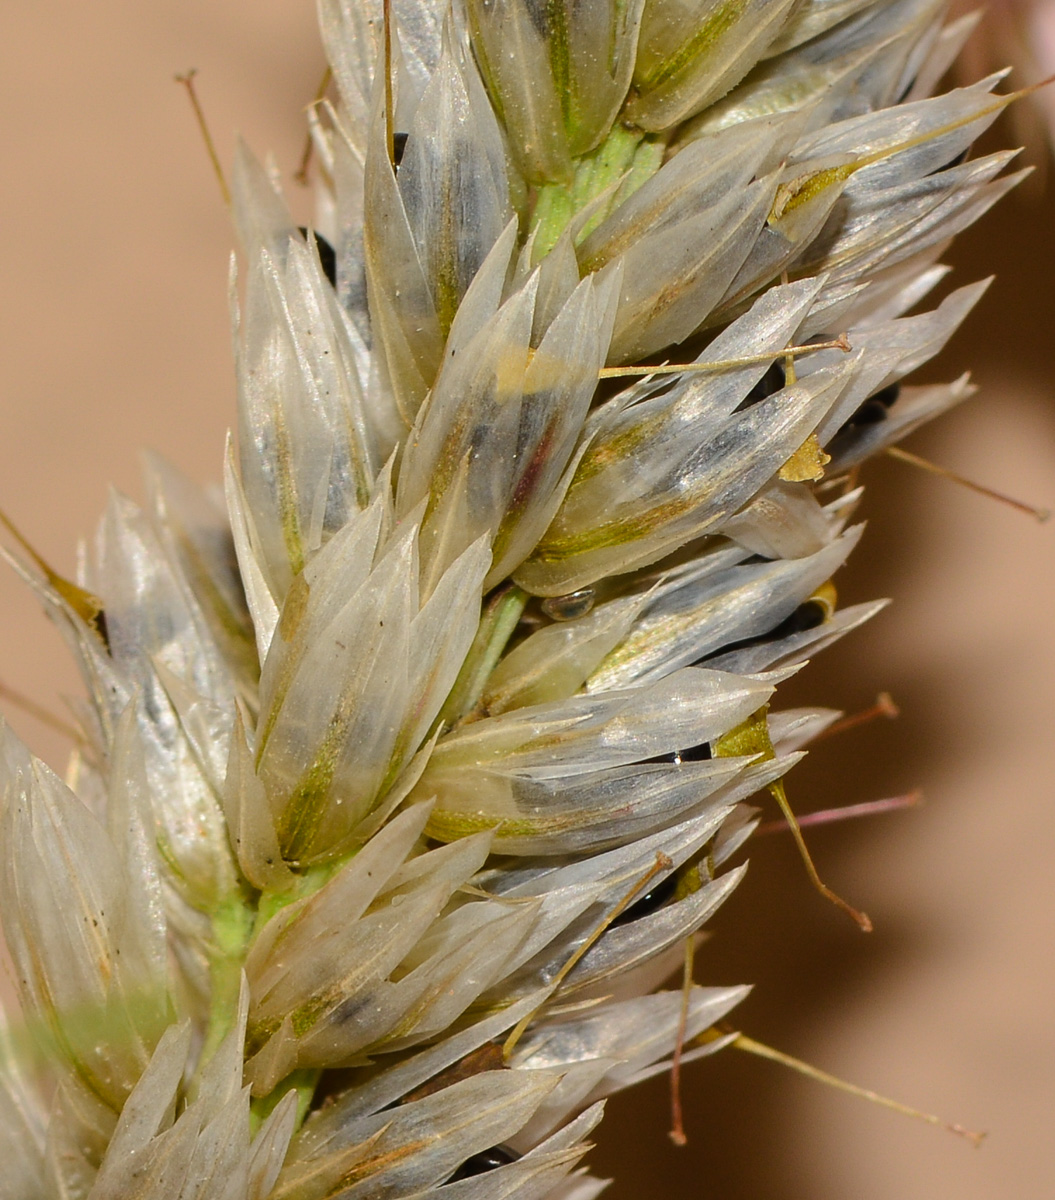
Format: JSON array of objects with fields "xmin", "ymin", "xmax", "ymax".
[
  {"xmin": 769, "ymin": 780, "xmax": 873, "ymax": 932},
  {"xmin": 717, "ymin": 709, "xmax": 871, "ymax": 930},
  {"xmin": 668, "ymin": 935, "xmax": 696, "ymax": 1147},
  {"xmin": 293, "ymin": 67, "xmax": 333, "ymax": 186},
  {"xmin": 756, "ymin": 790, "xmax": 923, "ymax": 837},
  {"xmin": 886, "ymin": 445, "xmax": 1050, "ymax": 522},
  {"xmin": 728, "ymin": 1032, "xmax": 986, "ymax": 1148},
  {"xmin": 503, "ymin": 853, "xmax": 673, "ymax": 1058},
  {"xmin": 0, "ymin": 678, "xmax": 84, "ymax": 745},
  {"xmin": 174, "ymin": 70, "xmax": 231, "ymax": 208},
  {"xmin": 781, "ymin": 273, "xmax": 799, "ymax": 387},
  {"xmin": 783, "ymin": 347, "xmax": 798, "ymax": 387},
  {"xmin": 811, "ymin": 692, "xmax": 900, "ymax": 743},
  {"xmin": 598, "ymin": 335, "xmax": 851, "ymax": 380}
]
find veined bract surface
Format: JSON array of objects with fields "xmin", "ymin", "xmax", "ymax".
[{"xmin": 0, "ymin": 2, "xmax": 1025, "ymax": 1197}]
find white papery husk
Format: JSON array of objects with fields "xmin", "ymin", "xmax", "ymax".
[{"xmin": 0, "ymin": 0, "xmax": 1020, "ymax": 1196}]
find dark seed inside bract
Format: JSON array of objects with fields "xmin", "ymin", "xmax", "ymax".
[
  {"xmin": 704, "ymin": 598, "xmax": 829, "ymax": 662},
  {"xmin": 450, "ymin": 1145, "xmax": 520, "ymax": 1181},
  {"xmin": 611, "ymin": 870, "xmax": 680, "ymax": 926},
  {"xmin": 762, "ymin": 599, "xmax": 827, "ymax": 639},
  {"xmin": 298, "ymin": 227, "xmax": 338, "ymax": 288},
  {"xmin": 736, "ymin": 360, "xmax": 785, "ymax": 410},
  {"xmin": 839, "ymin": 381, "xmax": 901, "ymax": 432},
  {"xmin": 641, "ymin": 741, "xmax": 711, "ymax": 766}
]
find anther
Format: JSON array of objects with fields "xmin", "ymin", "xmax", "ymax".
[
  {"xmin": 669, "ymin": 935, "xmax": 696, "ymax": 1146},
  {"xmin": 0, "ymin": 508, "xmax": 109, "ymax": 649}
]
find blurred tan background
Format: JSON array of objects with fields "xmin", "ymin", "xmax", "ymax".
[{"xmin": 0, "ymin": 3, "xmax": 1052, "ymax": 1197}]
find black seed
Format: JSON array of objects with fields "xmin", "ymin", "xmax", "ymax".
[
  {"xmin": 393, "ymin": 130, "xmax": 409, "ymax": 166},
  {"xmin": 838, "ymin": 381, "xmax": 900, "ymax": 433},
  {"xmin": 450, "ymin": 1145, "xmax": 520, "ymax": 1181},
  {"xmin": 612, "ymin": 870, "xmax": 680, "ymax": 927},
  {"xmin": 298, "ymin": 227, "xmax": 337, "ymax": 288},
  {"xmin": 869, "ymin": 381, "xmax": 900, "ymax": 409},
  {"xmin": 847, "ymin": 398, "xmax": 889, "ymax": 426},
  {"xmin": 331, "ymin": 992, "xmax": 371, "ymax": 1026},
  {"xmin": 768, "ymin": 599, "xmax": 827, "ymax": 638},
  {"xmin": 641, "ymin": 741, "xmax": 711, "ymax": 766},
  {"xmin": 736, "ymin": 360, "xmax": 785, "ymax": 410},
  {"xmin": 677, "ymin": 742, "xmax": 712, "ymax": 762},
  {"xmin": 707, "ymin": 598, "xmax": 828, "ymax": 660},
  {"xmin": 737, "ymin": 334, "xmax": 841, "ymax": 411}
]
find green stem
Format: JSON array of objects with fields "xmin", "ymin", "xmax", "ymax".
[
  {"xmin": 439, "ymin": 585, "xmax": 529, "ymax": 727},
  {"xmin": 253, "ymin": 859, "xmax": 342, "ymax": 941},
  {"xmin": 249, "ymin": 1068, "xmax": 321, "ymax": 1137},
  {"xmin": 530, "ymin": 124, "xmax": 664, "ymax": 260},
  {"xmin": 199, "ymin": 893, "xmax": 255, "ymax": 1070}
]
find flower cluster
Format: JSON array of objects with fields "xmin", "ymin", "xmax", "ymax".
[{"xmin": 0, "ymin": 1, "xmax": 1018, "ymax": 1197}]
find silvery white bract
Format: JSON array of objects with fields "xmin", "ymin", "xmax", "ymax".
[{"xmin": 0, "ymin": 0, "xmax": 1018, "ymax": 1195}]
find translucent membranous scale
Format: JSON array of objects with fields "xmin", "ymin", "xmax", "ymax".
[
  {"xmin": 705, "ymin": 596, "xmax": 831, "ymax": 661},
  {"xmin": 0, "ymin": 1, "xmax": 1018, "ymax": 1196},
  {"xmin": 734, "ymin": 333, "xmax": 901, "ymax": 436}
]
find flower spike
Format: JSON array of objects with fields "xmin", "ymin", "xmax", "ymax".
[{"xmin": 0, "ymin": 0, "xmax": 1034, "ymax": 1194}]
